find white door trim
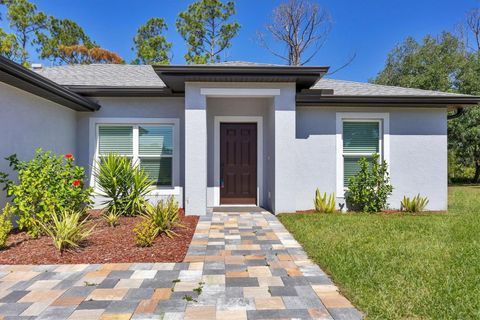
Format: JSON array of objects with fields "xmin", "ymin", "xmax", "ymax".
[{"xmin": 214, "ymin": 116, "xmax": 263, "ymax": 207}]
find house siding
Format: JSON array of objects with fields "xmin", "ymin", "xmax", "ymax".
[
  {"xmin": 0, "ymin": 82, "xmax": 77, "ymax": 209},
  {"xmin": 295, "ymin": 107, "xmax": 448, "ymax": 211}
]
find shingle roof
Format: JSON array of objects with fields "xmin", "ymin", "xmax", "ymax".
[
  {"xmin": 313, "ymin": 78, "xmax": 466, "ymax": 97},
  {"xmin": 33, "ymin": 63, "xmax": 470, "ymax": 97},
  {"xmin": 34, "ymin": 64, "xmax": 166, "ymax": 87}
]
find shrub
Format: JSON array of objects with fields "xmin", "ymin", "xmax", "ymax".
[
  {"xmin": 314, "ymin": 189, "xmax": 336, "ymax": 213},
  {"xmin": 102, "ymin": 209, "xmax": 121, "ymax": 227},
  {"xmin": 345, "ymin": 154, "xmax": 393, "ymax": 213},
  {"xmin": 133, "ymin": 219, "xmax": 158, "ymax": 247},
  {"xmin": 0, "ymin": 149, "xmax": 92, "ymax": 237},
  {"xmin": 39, "ymin": 210, "xmax": 94, "ymax": 253},
  {"xmin": 142, "ymin": 196, "xmax": 183, "ymax": 238},
  {"xmin": 93, "ymin": 154, "xmax": 152, "ymax": 216},
  {"xmin": 400, "ymin": 194, "xmax": 429, "ymax": 213},
  {"xmin": 0, "ymin": 204, "xmax": 13, "ymax": 249}
]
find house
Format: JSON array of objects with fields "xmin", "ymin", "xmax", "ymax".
[{"xmin": 0, "ymin": 56, "xmax": 478, "ymax": 215}]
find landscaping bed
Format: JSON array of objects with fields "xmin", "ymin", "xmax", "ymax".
[{"xmin": 0, "ymin": 209, "xmax": 198, "ymax": 264}]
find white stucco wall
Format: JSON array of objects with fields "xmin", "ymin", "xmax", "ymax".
[
  {"xmin": 0, "ymin": 82, "xmax": 77, "ymax": 209},
  {"xmin": 295, "ymin": 107, "xmax": 448, "ymax": 211},
  {"xmin": 76, "ymin": 97, "xmax": 185, "ymax": 207}
]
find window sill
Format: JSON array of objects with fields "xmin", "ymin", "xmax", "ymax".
[{"xmin": 148, "ymin": 186, "xmax": 181, "ymax": 196}]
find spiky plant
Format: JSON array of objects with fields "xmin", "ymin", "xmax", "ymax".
[
  {"xmin": 314, "ymin": 188, "xmax": 336, "ymax": 213},
  {"xmin": 400, "ymin": 194, "xmax": 429, "ymax": 213}
]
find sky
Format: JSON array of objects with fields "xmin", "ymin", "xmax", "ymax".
[{"xmin": 1, "ymin": 0, "xmax": 479, "ymax": 82}]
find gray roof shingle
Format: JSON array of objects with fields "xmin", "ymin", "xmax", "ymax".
[
  {"xmin": 313, "ymin": 78, "xmax": 466, "ymax": 96},
  {"xmin": 34, "ymin": 64, "xmax": 166, "ymax": 87},
  {"xmin": 33, "ymin": 63, "xmax": 469, "ymax": 97}
]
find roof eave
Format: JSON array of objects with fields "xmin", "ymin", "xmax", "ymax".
[
  {"xmin": 66, "ymin": 85, "xmax": 174, "ymax": 97},
  {"xmin": 153, "ymin": 65, "xmax": 329, "ymax": 93},
  {"xmin": 0, "ymin": 56, "xmax": 100, "ymax": 111},
  {"xmin": 296, "ymin": 94, "xmax": 480, "ymax": 107}
]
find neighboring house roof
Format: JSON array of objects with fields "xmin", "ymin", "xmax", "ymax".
[{"xmin": 0, "ymin": 56, "xmax": 100, "ymax": 111}]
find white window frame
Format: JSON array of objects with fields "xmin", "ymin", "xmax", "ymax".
[
  {"xmin": 336, "ymin": 112, "xmax": 390, "ymax": 195},
  {"xmin": 89, "ymin": 118, "xmax": 180, "ymax": 196}
]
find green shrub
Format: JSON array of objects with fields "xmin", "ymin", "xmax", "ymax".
[
  {"xmin": 133, "ymin": 219, "xmax": 158, "ymax": 247},
  {"xmin": 314, "ymin": 189, "xmax": 336, "ymax": 213},
  {"xmin": 345, "ymin": 154, "xmax": 393, "ymax": 213},
  {"xmin": 0, "ymin": 149, "xmax": 92, "ymax": 237},
  {"xmin": 102, "ymin": 209, "xmax": 121, "ymax": 227},
  {"xmin": 39, "ymin": 210, "xmax": 94, "ymax": 253},
  {"xmin": 0, "ymin": 204, "xmax": 13, "ymax": 249},
  {"xmin": 93, "ymin": 154, "xmax": 153, "ymax": 216},
  {"xmin": 400, "ymin": 194, "xmax": 429, "ymax": 213},
  {"xmin": 142, "ymin": 196, "xmax": 183, "ymax": 238}
]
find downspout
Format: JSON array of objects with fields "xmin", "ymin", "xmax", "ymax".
[{"xmin": 447, "ymin": 107, "xmax": 465, "ymax": 120}]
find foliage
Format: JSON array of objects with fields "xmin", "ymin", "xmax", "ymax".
[
  {"xmin": 400, "ymin": 194, "xmax": 429, "ymax": 213},
  {"xmin": 93, "ymin": 154, "xmax": 153, "ymax": 216},
  {"xmin": 101, "ymin": 209, "xmax": 121, "ymax": 228},
  {"xmin": 371, "ymin": 32, "xmax": 466, "ymax": 91},
  {"xmin": 176, "ymin": 0, "xmax": 240, "ymax": 64},
  {"xmin": 0, "ymin": 204, "xmax": 13, "ymax": 249},
  {"xmin": 345, "ymin": 154, "xmax": 393, "ymax": 213},
  {"xmin": 0, "ymin": 149, "xmax": 92, "ymax": 238},
  {"xmin": 57, "ymin": 45, "xmax": 123, "ymax": 64},
  {"xmin": 279, "ymin": 186, "xmax": 480, "ymax": 319},
  {"xmin": 133, "ymin": 218, "xmax": 158, "ymax": 247},
  {"xmin": 258, "ymin": 0, "xmax": 332, "ymax": 66},
  {"xmin": 141, "ymin": 196, "xmax": 183, "ymax": 238},
  {"xmin": 314, "ymin": 188, "xmax": 335, "ymax": 213},
  {"xmin": 38, "ymin": 209, "xmax": 94, "ymax": 253},
  {"xmin": 132, "ymin": 17, "xmax": 172, "ymax": 65},
  {"xmin": 36, "ymin": 17, "xmax": 95, "ymax": 64},
  {"xmin": 3, "ymin": 0, "xmax": 47, "ymax": 65},
  {"xmin": 0, "ymin": 27, "xmax": 20, "ymax": 60}
]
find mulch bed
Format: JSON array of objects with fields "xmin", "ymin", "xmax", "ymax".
[{"xmin": 0, "ymin": 209, "xmax": 199, "ymax": 264}]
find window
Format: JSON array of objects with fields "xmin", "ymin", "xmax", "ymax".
[
  {"xmin": 97, "ymin": 124, "xmax": 174, "ymax": 187},
  {"xmin": 342, "ymin": 121, "xmax": 381, "ymax": 187}
]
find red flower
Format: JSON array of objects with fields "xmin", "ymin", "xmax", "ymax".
[
  {"xmin": 65, "ymin": 153, "xmax": 74, "ymax": 160},
  {"xmin": 72, "ymin": 179, "xmax": 81, "ymax": 187}
]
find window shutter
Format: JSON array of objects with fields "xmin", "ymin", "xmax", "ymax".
[
  {"xmin": 343, "ymin": 122, "xmax": 379, "ymax": 154},
  {"xmin": 139, "ymin": 125, "xmax": 173, "ymax": 156},
  {"xmin": 98, "ymin": 126, "xmax": 133, "ymax": 155},
  {"xmin": 140, "ymin": 157, "xmax": 172, "ymax": 186}
]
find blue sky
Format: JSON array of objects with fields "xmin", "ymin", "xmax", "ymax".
[{"xmin": 1, "ymin": 0, "xmax": 479, "ymax": 81}]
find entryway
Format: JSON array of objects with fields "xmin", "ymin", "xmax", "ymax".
[{"xmin": 220, "ymin": 122, "xmax": 257, "ymax": 205}]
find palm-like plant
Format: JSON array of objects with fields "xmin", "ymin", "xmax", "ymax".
[
  {"xmin": 400, "ymin": 194, "xmax": 429, "ymax": 213},
  {"xmin": 314, "ymin": 189, "xmax": 336, "ymax": 213},
  {"xmin": 93, "ymin": 154, "xmax": 153, "ymax": 215},
  {"xmin": 141, "ymin": 196, "xmax": 184, "ymax": 238},
  {"xmin": 39, "ymin": 210, "xmax": 94, "ymax": 253}
]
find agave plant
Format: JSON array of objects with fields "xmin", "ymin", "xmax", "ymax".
[
  {"xmin": 101, "ymin": 209, "xmax": 121, "ymax": 227},
  {"xmin": 314, "ymin": 188, "xmax": 336, "ymax": 213},
  {"xmin": 141, "ymin": 196, "xmax": 184, "ymax": 238},
  {"xmin": 39, "ymin": 210, "xmax": 94, "ymax": 253},
  {"xmin": 400, "ymin": 194, "xmax": 429, "ymax": 213}
]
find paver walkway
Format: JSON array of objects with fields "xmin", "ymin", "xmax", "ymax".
[{"xmin": 0, "ymin": 210, "xmax": 362, "ymax": 320}]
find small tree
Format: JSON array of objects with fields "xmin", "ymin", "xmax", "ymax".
[
  {"xmin": 176, "ymin": 0, "xmax": 240, "ymax": 64},
  {"xmin": 132, "ymin": 17, "xmax": 172, "ymax": 65},
  {"xmin": 345, "ymin": 154, "xmax": 393, "ymax": 213}
]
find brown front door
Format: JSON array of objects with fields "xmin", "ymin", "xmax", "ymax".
[{"xmin": 220, "ymin": 123, "xmax": 257, "ymax": 205}]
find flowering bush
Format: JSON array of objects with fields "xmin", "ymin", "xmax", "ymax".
[{"xmin": 0, "ymin": 149, "xmax": 93, "ymax": 237}]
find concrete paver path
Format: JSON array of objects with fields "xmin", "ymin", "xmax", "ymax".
[{"xmin": 0, "ymin": 210, "xmax": 362, "ymax": 319}]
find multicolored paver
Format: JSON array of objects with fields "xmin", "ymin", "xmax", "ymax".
[{"xmin": 0, "ymin": 210, "xmax": 362, "ymax": 319}]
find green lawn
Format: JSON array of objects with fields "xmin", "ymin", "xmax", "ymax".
[{"xmin": 279, "ymin": 186, "xmax": 480, "ymax": 320}]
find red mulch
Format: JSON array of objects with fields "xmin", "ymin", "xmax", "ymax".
[{"xmin": 0, "ymin": 209, "xmax": 199, "ymax": 264}]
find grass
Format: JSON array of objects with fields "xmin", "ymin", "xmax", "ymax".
[{"xmin": 278, "ymin": 186, "xmax": 480, "ymax": 319}]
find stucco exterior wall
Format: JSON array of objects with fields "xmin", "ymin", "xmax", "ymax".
[
  {"xmin": 295, "ymin": 107, "xmax": 448, "ymax": 211},
  {"xmin": 0, "ymin": 82, "xmax": 77, "ymax": 209},
  {"xmin": 76, "ymin": 97, "xmax": 185, "ymax": 207}
]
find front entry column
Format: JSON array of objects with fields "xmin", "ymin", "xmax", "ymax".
[
  {"xmin": 273, "ymin": 84, "xmax": 297, "ymax": 213},
  {"xmin": 185, "ymin": 83, "xmax": 207, "ymax": 215}
]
